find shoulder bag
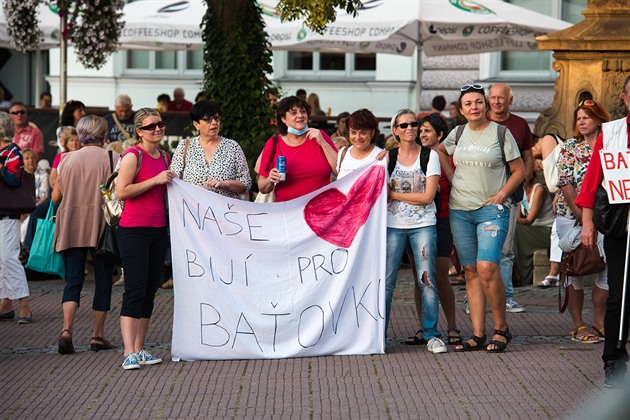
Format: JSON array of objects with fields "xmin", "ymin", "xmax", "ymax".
[
  {"xmin": 0, "ymin": 171, "xmax": 36, "ymax": 215},
  {"xmin": 593, "ymin": 183, "xmax": 629, "ymax": 239}
]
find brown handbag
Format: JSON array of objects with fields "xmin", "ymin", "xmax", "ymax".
[
  {"xmin": 558, "ymin": 243, "xmax": 606, "ymax": 313},
  {"xmin": 0, "ymin": 171, "xmax": 36, "ymax": 215}
]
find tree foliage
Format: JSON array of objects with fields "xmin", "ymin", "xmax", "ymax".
[
  {"xmin": 276, "ymin": 0, "xmax": 363, "ymax": 33},
  {"xmin": 202, "ymin": 0, "xmax": 275, "ymax": 178}
]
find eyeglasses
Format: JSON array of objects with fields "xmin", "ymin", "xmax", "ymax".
[
  {"xmin": 578, "ymin": 100, "xmax": 595, "ymax": 107},
  {"xmin": 139, "ymin": 121, "xmax": 166, "ymax": 131},
  {"xmin": 396, "ymin": 121, "xmax": 419, "ymax": 129},
  {"xmin": 200, "ymin": 114, "xmax": 221, "ymax": 123},
  {"xmin": 460, "ymin": 84, "xmax": 484, "ymax": 92},
  {"xmin": 9, "ymin": 110, "xmax": 26, "ymax": 115}
]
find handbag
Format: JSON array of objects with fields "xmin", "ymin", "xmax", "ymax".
[
  {"xmin": 95, "ymin": 224, "xmax": 119, "ymax": 262},
  {"xmin": 101, "ymin": 150, "xmax": 134, "ymax": 226},
  {"xmin": 558, "ymin": 243, "xmax": 606, "ymax": 313},
  {"xmin": 25, "ymin": 201, "xmax": 65, "ymax": 277},
  {"xmin": 254, "ymin": 189, "xmax": 275, "ymax": 203},
  {"xmin": 593, "ymin": 183, "xmax": 629, "ymax": 239},
  {"xmin": 0, "ymin": 171, "xmax": 36, "ymax": 215}
]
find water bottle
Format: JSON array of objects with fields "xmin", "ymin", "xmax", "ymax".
[
  {"xmin": 276, "ymin": 156, "xmax": 286, "ymax": 182},
  {"xmin": 100, "ymin": 184, "xmax": 111, "ymax": 203}
]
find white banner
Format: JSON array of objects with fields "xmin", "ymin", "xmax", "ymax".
[
  {"xmin": 168, "ymin": 161, "xmax": 387, "ymax": 361},
  {"xmin": 600, "ymin": 150, "xmax": 630, "ymax": 204}
]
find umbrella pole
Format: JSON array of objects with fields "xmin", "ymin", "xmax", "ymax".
[
  {"xmin": 59, "ymin": 0, "xmax": 67, "ymax": 121},
  {"xmin": 616, "ymin": 224, "xmax": 630, "ymax": 350},
  {"xmin": 415, "ymin": 46, "xmax": 422, "ymax": 113}
]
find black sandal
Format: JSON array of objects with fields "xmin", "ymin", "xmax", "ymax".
[
  {"xmin": 454, "ymin": 334, "xmax": 487, "ymax": 352},
  {"xmin": 487, "ymin": 329, "xmax": 512, "ymax": 353},
  {"xmin": 447, "ymin": 328, "xmax": 462, "ymax": 346},
  {"xmin": 403, "ymin": 329, "xmax": 426, "ymax": 345},
  {"xmin": 58, "ymin": 329, "xmax": 75, "ymax": 355}
]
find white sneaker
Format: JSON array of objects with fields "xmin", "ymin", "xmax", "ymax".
[
  {"xmin": 465, "ymin": 302, "xmax": 471, "ymax": 315},
  {"xmin": 427, "ymin": 337, "xmax": 448, "ymax": 354},
  {"xmin": 506, "ymin": 299, "xmax": 525, "ymax": 313}
]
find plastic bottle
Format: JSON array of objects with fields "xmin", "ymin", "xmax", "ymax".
[{"xmin": 100, "ymin": 184, "xmax": 111, "ymax": 203}]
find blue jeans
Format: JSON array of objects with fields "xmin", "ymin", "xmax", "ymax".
[
  {"xmin": 385, "ymin": 225, "xmax": 438, "ymax": 339},
  {"xmin": 449, "ymin": 204, "xmax": 510, "ymax": 266},
  {"xmin": 499, "ymin": 203, "xmax": 517, "ymax": 300}
]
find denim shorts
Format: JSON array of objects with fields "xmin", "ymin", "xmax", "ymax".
[{"xmin": 449, "ymin": 204, "xmax": 510, "ymax": 266}]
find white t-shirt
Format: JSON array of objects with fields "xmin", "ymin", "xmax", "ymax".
[
  {"xmin": 387, "ymin": 149, "xmax": 440, "ymax": 229},
  {"xmin": 336, "ymin": 145, "xmax": 383, "ymax": 179}
]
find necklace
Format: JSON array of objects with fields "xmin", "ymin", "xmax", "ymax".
[{"xmin": 469, "ymin": 126, "xmax": 485, "ymax": 145}]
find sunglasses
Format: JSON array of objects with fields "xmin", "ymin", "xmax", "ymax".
[
  {"xmin": 396, "ymin": 121, "xmax": 419, "ymax": 129},
  {"xmin": 9, "ymin": 110, "xmax": 26, "ymax": 115},
  {"xmin": 199, "ymin": 114, "xmax": 221, "ymax": 123},
  {"xmin": 460, "ymin": 84, "xmax": 484, "ymax": 92},
  {"xmin": 578, "ymin": 100, "xmax": 595, "ymax": 107},
  {"xmin": 139, "ymin": 121, "xmax": 166, "ymax": 131}
]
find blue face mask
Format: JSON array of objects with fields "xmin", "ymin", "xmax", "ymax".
[{"xmin": 287, "ymin": 125, "xmax": 309, "ymax": 136}]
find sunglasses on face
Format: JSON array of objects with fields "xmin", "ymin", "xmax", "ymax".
[
  {"xmin": 578, "ymin": 100, "xmax": 595, "ymax": 107},
  {"xmin": 9, "ymin": 110, "xmax": 26, "ymax": 115},
  {"xmin": 139, "ymin": 121, "xmax": 166, "ymax": 131},
  {"xmin": 396, "ymin": 121, "xmax": 419, "ymax": 129},
  {"xmin": 460, "ymin": 84, "xmax": 483, "ymax": 92}
]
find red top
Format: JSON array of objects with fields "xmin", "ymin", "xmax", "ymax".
[
  {"xmin": 167, "ymin": 100, "xmax": 193, "ymax": 112},
  {"xmin": 489, "ymin": 113, "xmax": 535, "ymax": 152},
  {"xmin": 259, "ymin": 131, "xmax": 336, "ymax": 202},
  {"xmin": 575, "ymin": 114, "xmax": 630, "ymax": 209},
  {"xmin": 437, "ymin": 156, "xmax": 455, "ymax": 219},
  {"xmin": 119, "ymin": 147, "xmax": 171, "ymax": 228}
]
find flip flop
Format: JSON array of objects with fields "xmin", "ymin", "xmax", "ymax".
[{"xmin": 536, "ymin": 275, "xmax": 559, "ymax": 288}]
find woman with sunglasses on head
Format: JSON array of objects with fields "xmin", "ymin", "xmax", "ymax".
[
  {"xmin": 555, "ymin": 99, "xmax": 610, "ymax": 344},
  {"xmin": 258, "ymin": 95, "xmax": 337, "ymax": 202},
  {"xmin": 115, "ymin": 108, "xmax": 175, "ymax": 370},
  {"xmin": 384, "ymin": 109, "xmax": 447, "ymax": 354},
  {"xmin": 437, "ymin": 84, "xmax": 525, "ymax": 353},
  {"xmin": 170, "ymin": 100, "xmax": 251, "ymax": 199}
]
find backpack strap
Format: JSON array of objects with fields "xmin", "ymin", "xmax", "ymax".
[
  {"xmin": 387, "ymin": 148, "xmax": 398, "ymax": 175},
  {"xmin": 419, "ymin": 145, "xmax": 431, "ymax": 176},
  {"xmin": 454, "ymin": 124, "xmax": 466, "ymax": 146},
  {"xmin": 496, "ymin": 124, "xmax": 508, "ymax": 165},
  {"xmin": 264, "ymin": 135, "xmax": 279, "ymax": 173},
  {"xmin": 107, "ymin": 150, "xmax": 114, "ymax": 173}
]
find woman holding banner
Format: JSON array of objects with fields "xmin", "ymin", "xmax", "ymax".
[
  {"xmin": 257, "ymin": 96, "xmax": 338, "ymax": 202},
  {"xmin": 115, "ymin": 108, "xmax": 174, "ymax": 370},
  {"xmin": 556, "ymin": 100, "xmax": 610, "ymax": 344},
  {"xmin": 384, "ymin": 108, "xmax": 447, "ymax": 354}
]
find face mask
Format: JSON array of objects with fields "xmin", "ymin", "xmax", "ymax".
[{"xmin": 287, "ymin": 125, "xmax": 309, "ymax": 136}]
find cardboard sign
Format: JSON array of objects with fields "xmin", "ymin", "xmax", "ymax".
[{"xmin": 600, "ymin": 150, "xmax": 630, "ymax": 204}]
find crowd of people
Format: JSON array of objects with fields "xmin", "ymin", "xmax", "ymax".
[{"xmin": 0, "ymin": 80, "xmax": 629, "ymax": 388}]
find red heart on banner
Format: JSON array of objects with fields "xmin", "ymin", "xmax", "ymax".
[{"xmin": 304, "ymin": 165, "xmax": 385, "ymax": 248}]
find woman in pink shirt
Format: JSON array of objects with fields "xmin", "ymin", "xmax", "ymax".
[{"xmin": 115, "ymin": 108, "xmax": 175, "ymax": 370}]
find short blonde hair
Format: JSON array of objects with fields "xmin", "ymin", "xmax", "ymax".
[
  {"xmin": 76, "ymin": 115, "xmax": 108, "ymax": 144},
  {"xmin": 60, "ymin": 127, "xmax": 78, "ymax": 149},
  {"xmin": 133, "ymin": 108, "xmax": 161, "ymax": 142}
]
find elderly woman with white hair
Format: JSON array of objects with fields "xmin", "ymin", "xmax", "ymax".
[
  {"xmin": 0, "ymin": 111, "xmax": 33, "ymax": 324},
  {"xmin": 52, "ymin": 115, "xmax": 119, "ymax": 355}
]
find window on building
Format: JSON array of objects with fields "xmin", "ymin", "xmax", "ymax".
[
  {"xmin": 284, "ymin": 51, "xmax": 376, "ymax": 77},
  {"xmin": 123, "ymin": 49, "xmax": 203, "ymax": 75},
  {"xmin": 484, "ymin": 0, "xmax": 587, "ymax": 79}
]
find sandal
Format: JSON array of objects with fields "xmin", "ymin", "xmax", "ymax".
[
  {"xmin": 58, "ymin": 329, "xmax": 75, "ymax": 355},
  {"xmin": 592, "ymin": 325, "xmax": 605, "ymax": 339},
  {"xmin": 90, "ymin": 336, "xmax": 117, "ymax": 352},
  {"xmin": 536, "ymin": 275, "xmax": 559, "ymax": 288},
  {"xmin": 570, "ymin": 326, "xmax": 600, "ymax": 343},
  {"xmin": 447, "ymin": 328, "xmax": 462, "ymax": 346},
  {"xmin": 454, "ymin": 334, "xmax": 487, "ymax": 352},
  {"xmin": 487, "ymin": 329, "xmax": 512, "ymax": 353},
  {"xmin": 403, "ymin": 330, "xmax": 426, "ymax": 345}
]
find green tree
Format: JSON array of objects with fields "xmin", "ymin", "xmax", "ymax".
[
  {"xmin": 276, "ymin": 0, "xmax": 363, "ymax": 33},
  {"xmin": 203, "ymin": 0, "xmax": 275, "ymax": 177}
]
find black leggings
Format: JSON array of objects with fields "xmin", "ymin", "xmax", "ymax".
[
  {"xmin": 117, "ymin": 226, "xmax": 168, "ymax": 319},
  {"xmin": 602, "ymin": 232, "xmax": 630, "ymax": 363}
]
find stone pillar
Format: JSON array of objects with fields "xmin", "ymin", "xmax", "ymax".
[{"xmin": 535, "ymin": 0, "xmax": 630, "ymax": 137}]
